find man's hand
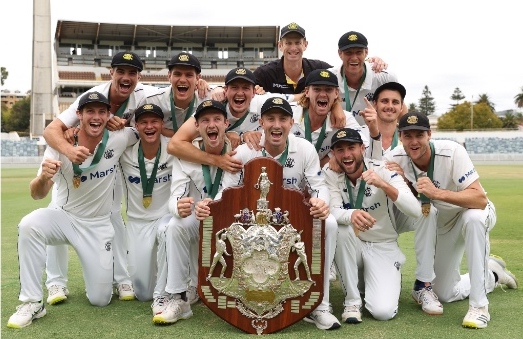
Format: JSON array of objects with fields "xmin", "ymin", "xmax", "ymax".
[
  {"xmin": 328, "ymin": 155, "xmax": 343, "ymax": 173},
  {"xmin": 195, "ymin": 198, "xmax": 213, "ymax": 220},
  {"xmin": 226, "ymin": 131, "xmax": 241, "ymax": 149},
  {"xmin": 211, "ymin": 87, "xmax": 226, "ymax": 102},
  {"xmin": 329, "ymin": 101, "xmax": 346, "ymax": 128},
  {"xmin": 215, "ymin": 150, "xmax": 243, "ymax": 173},
  {"xmin": 367, "ymin": 57, "xmax": 388, "ymax": 73},
  {"xmin": 106, "ymin": 116, "xmax": 126, "ymax": 131},
  {"xmin": 197, "ymin": 79, "xmax": 211, "ymax": 99},
  {"xmin": 359, "ymin": 97, "xmax": 379, "ymax": 137},
  {"xmin": 350, "ymin": 209, "xmax": 376, "ymax": 233},
  {"xmin": 254, "ymin": 85, "xmax": 266, "ymax": 95},
  {"xmin": 65, "ymin": 145, "xmax": 91, "ymax": 164},
  {"xmin": 64, "ymin": 126, "xmax": 80, "ymax": 145},
  {"xmin": 385, "ymin": 160, "xmax": 406, "ymax": 180},
  {"xmin": 361, "ymin": 168, "xmax": 386, "ymax": 189},
  {"xmin": 309, "ymin": 197, "xmax": 330, "ymax": 220},
  {"xmin": 40, "ymin": 159, "xmax": 62, "ymax": 181},
  {"xmin": 416, "ymin": 177, "xmax": 439, "ymax": 200},
  {"xmin": 242, "ymin": 131, "xmax": 262, "ymax": 150},
  {"xmin": 177, "ymin": 197, "xmax": 195, "ymax": 218}
]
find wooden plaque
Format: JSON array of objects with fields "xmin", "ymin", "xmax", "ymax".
[{"xmin": 198, "ymin": 157, "xmax": 325, "ymax": 334}]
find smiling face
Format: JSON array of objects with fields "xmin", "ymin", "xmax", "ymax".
[
  {"xmin": 109, "ymin": 65, "xmax": 140, "ymax": 101},
  {"xmin": 400, "ymin": 129, "xmax": 432, "ymax": 166},
  {"xmin": 305, "ymin": 84, "xmax": 339, "ymax": 118},
  {"xmin": 135, "ymin": 113, "xmax": 164, "ymax": 145},
  {"xmin": 77, "ymin": 103, "xmax": 110, "ymax": 138},
  {"xmin": 195, "ymin": 110, "xmax": 229, "ymax": 154},
  {"xmin": 278, "ymin": 33, "xmax": 308, "ymax": 62},
  {"xmin": 259, "ymin": 110, "xmax": 294, "ymax": 156},
  {"xmin": 168, "ymin": 65, "xmax": 200, "ymax": 107},
  {"xmin": 338, "ymin": 47, "xmax": 368, "ymax": 77},
  {"xmin": 374, "ymin": 89, "xmax": 403, "ymax": 124},
  {"xmin": 224, "ymin": 79, "xmax": 255, "ymax": 117},
  {"xmin": 332, "ymin": 141, "xmax": 365, "ymax": 177}
]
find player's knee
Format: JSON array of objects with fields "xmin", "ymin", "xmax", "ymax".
[
  {"xmin": 367, "ymin": 304, "xmax": 397, "ymax": 321},
  {"xmin": 87, "ymin": 292, "xmax": 112, "ymax": 307}
]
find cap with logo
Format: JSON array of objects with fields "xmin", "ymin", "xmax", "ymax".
[
  {"xmin": 225, "ymin": 67, "xmax": 256, "ymax": 85},
  {"xmin": 78, "ymin": 91, "xmax": 111, "ymax": 110},
  {"xmin": 338, "ymin": 31, "xmax": 368, "ymax": 51},
  {"xmin": 194, "ymin": 100, "xmax": 228, "ymax": 120},
  {"xmin": 260, "ymin": 97, "xmax": 293, "ymax": 116},
  {"xmin": 111, "ymin": 51, "xmax": 144, "ymax": 72},
  {"xmin": 330, "ymin": 128, "xmax": 364, "ymax": 148},
  {"xmin": 167, "ymin": 52, "xmax": 201, "ymax": 73},
  {"xmin": 305, "ymin": 69, "xmax": 339, "ymax": 87},
  {"xmin": 373, "ymin": 82, "xmax": 407, "ymax": 101},
  {"xmin": 280, "ymin": 22, "xmax": 306, "ymax": 39},
  {"xmin": 134, "ymin": 103, "xmax": 164, "ymax": 121},
  {"xmin": 398, "ymin": 112, "xmax": 431, "ymax": 131}
]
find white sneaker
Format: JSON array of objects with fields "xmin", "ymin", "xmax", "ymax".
[
  {"xmin": 329, "ymin": 264, "xmax": 337, "ymax": 282},
  {"xmin": 304, "ymin": 309, "xmax": 341, "ymax": 330},
  {"xmin": 7, "ymin": 302, "xmax": 46, "ymax": 329},
  {"xmin": 462, "ymin": 305, "xmax": 490, "ymax": 329},
  {"xmin": 151, "ymin": 295, "xmax": 171, "ymax": 315},
  {"xmin": 153, "ymin": 296, "xmax": 193, "ymax": 325},
  {"xmin": 412, "ymin": 285, "xmax": 443, "ymax": 315},
  {"xmin": 117, "ymin": 284, "xmax": 135, "ymax": 301},
  {"xmin": 47, "ymin": 285, "xmax": 69, "ymax": 305},
  {"xmin": 489, "ymin": 255, "xmax": 518, "ymax": 289},
  {"xmin": 341, "ymin": 304, "xmax": 362, "ymax": 324},
  {"xmin": 187, "ymin": 286, "xmax": 200, "ymax": 305}
]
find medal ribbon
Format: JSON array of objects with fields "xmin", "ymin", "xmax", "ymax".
[
  {"xmin": 303, "ymin": 109, "xmax": 326, "ymax": 153},
  {"xmin": 342, "ymin": 64, "xmax": 366, "ymax": 112},
  {"xmin": 170, "ymin": 90, "xmax": 196, "ymax": 133},
  {"xmin": 391, "ymin": 128, "xmax": 399, "ymax": 150},
  {"xmin": 200, "ymin": 143, "xmax": 226, "ymax": 199},
  {"xmin": 72, "ymin": 129, "xmax": 110, "ymax": 178},
  {"xmin": 226, "ymin": 108, "xmax": 250, "ymax": 132},
  {"xmin": 262, "ymin": 140, "xmax": 289, "ymax": 166},
  {"xmin": 410, "ymin": 142, "xmax": 435, "ymax": 204},
  {"xmin": 138, "ymin": 142, "xmax": 161, "ymax": 202},
  {"xmin": 345, "ymin": 163, "xmax": 368, "ymax": 209}
]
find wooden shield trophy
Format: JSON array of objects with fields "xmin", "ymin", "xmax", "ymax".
[{"xmin": 198, "ymin": 157, "xmax": 325, "ymax": 335}]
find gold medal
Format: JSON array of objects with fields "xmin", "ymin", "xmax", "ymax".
[
  {"xmin": 73, "ymin": 176, "xmax": 81, "ymax": 189},
  {"xmin": 143, "ymin": 196, "xmax": 152, "ymax": 208},
  {"xmin": 422, "ymin": 203, "xmax": 430, "ymax": 217}
]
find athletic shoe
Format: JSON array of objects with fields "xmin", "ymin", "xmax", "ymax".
[
  {"xmin": 329, "ymin": 264, "xmax": 337, "ymax": 282},
  {"xmin": 187, "ymin": 286, "xmax": 200, "ymax": 305},
  {"xmin": 153, "ymin": 297, "xmax": 193, "ymax": 325},
  {"xmin": 412, "ymin": 285, "xmax": 443, "ymax": 315},
  {"xmin": 117, "ymin": 284, "xmax": 135, "ymax": 301},
  {"xmin": 47, "ymin": 285, "xmax": 69, "ymax": 305},
  {"xmin": 304, "ymin": 309, "xmax": 341, "ymax": 330},
  {"xmin": 7, "ymin": 302, "xmax": 46, "ymax": 329},
  {"xmin": 489, "ymin": 254, "xmax": 518, "ymax": 289},
  {"xmin": 151, "ymin": 295, "xmax": 171, "ymax": 315},
  {"xmin": 462, "ymin": 305, "xmax": 490, "ymax": 329},
  {"xmin": 341, "ymin": 304, "xmax": 362, "ymax": 324}
]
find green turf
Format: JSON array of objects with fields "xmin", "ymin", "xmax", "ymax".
[{"xmin": 1, "ymin": 166, "xmax": 522, "ymax": 338}]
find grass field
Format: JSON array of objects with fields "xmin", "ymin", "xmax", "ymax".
[{"xmin": 1, "ymin": 165, "xmax": 522, "ymax": 338}]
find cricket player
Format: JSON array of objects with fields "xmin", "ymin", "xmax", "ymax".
[
  {"xmin": 195, "ymin": 97, "xmax": 341, "ymax": 331},
  {"xmin": 7, "ymin": 92, "xmax": 138, "ymax": 329},
  {"xmin": 384, "ymin": 112, "xmax": 518, "ymax": 329}
]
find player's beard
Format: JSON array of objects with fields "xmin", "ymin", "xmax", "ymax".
[{"xmin": 337, "ymin": 154, "xmax": 364, "ymax": 177}]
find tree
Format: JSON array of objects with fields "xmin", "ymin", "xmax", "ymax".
[
  {"xmin": 437, "ymin": 101, "xmax": 502, "ymax": 131},
  {"xmin": 450, "ymin": 87, "xmax": 465, "ymax": 107},
  {"xmin": 501, "ymin": 112, "xmax": 519, "ymax": 129},
  {"xmin": 1, "ymin": 103, "xmax": 11, "ymax": 132},
  {"xmin": 3, "ymin": 96, "xmax": 31, "ymax": 132},
  {"xmin": 514, "ymin": 87, "xmax": 523, "ymax": 108},
  {"xmin": 1, "ymin": 67, "xmax": 7, "ymax": 86},
  {"xmin": 474, "ymin": 93, "xmax": 495, "ymax": 112},
  {"xmin": 418, "ymin": 85, "xmax": 436, "ymax": 116},
  {"xmin": 407, "ymin": 103, "xmax": 417, "ymax": 112}
]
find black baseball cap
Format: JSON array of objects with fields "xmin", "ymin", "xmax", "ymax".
[
  {"xmin": 330, "ymin": 128, "xmax": 363, "ymax": 148},
  {"xmin": 338, "ymin": 31, "xmax": 368, "ymax": 51},
  {"xmin": 398, "ymin": 112, "xmax": 431, "ymax": 132},
  {"xmin": 111, "ymin": 51, "xmax": 144, "ymax": 72},
  {"xmin": 225, "ymin": 67, "xmax": 256, "ymax": 85},
  {"xmin": 280, "ymin": 22, "xmax": 306, "ymax": 39},
  {"xmin": 194, "ymin": 100, "xmax": 228, "ymax": 120},
  {"xmin": 260, "ymin": 97, "xmax": 293, "ymax": 117},
  {"xmin": 373, "ymin": 82, "xmax": 406, "ymax": 101},
  {"xmin": 134, "ymin": 103, "xmax": 164, "ymax": 121},
  {"xmin": 78, "ymin": 91, "xmax": 110, "ymax": 110},
  {"xmin": 168, "ymin": 52, "xmax": 201, "ymax": 73},
  {"xmin": 305, "ymin": 69, "xmax": 338, "ymax": 87}
]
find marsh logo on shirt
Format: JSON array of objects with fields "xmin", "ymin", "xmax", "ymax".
[
  {"xmin": 284, "ymin": 158, "xmax": 295, "ymax": 168},
  {"xmin": 458, "ymin": 168, "xmax": 476, "ymax": 183},
  {"xmin": 104, "ymin": 149, "xmax": 114, "ymax": 159},
  {"xmin": 250, "ymin": 113, "xmax": 259, "ymax": 123},
  {"xmin": 128, "ymin": 176, "xmax": 140, "ymax": 184}
]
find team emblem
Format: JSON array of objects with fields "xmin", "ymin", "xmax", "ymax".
[
  {"xmin": 202, "ymin": 100, "xmax": 212, "ymax": 107},
  {"xmin": 179, "ymin": 54, "xmax": 190, "ymax": 61},
  {"xmin": 288, "ymin": 22, "xmax": 299, "ymax": 29},
  {"xmin": 143, "ymin": 104, "xmax": 153, "ymax": 110},
  {"xmin": 336, "ymin": 130, "xmax": 346, "ymax": 138},
  {"xmin": 236, "ymin": 68, "xmax": 247, "ymax": 75},
  {"xmin": 272, "ymin": 98, "xmax": 283, "ymax": 105},
  {"xmin": 122, "ymin": 53, "xmax": 133, "ymax": 61},
  {"xmin": 348, "ymin": 34, "xmax": 358, "ymax": 41},
  {"xmin": 319, "ymin": 71, "xmax": 330, "ymax": 78},
  {"xmin": 407, "ymin": 116, "xmax": 418, "ymax": 125},
  {"xmin": 88, "ymin": 93, "xmax": 100, "ymax": 100}
]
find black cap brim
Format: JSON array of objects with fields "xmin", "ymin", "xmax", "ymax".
[
  {"xmin": 339, "ymin": 44, "xmax": 367, "ymax": 51},
  {"xmin": 225, "ymin": 75, "xmax": 255, "ymax": 85}
]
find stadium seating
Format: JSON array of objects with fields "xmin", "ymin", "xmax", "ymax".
[
  {"xmin": 465, "ymin": 137, "xmax": 523, "ymax": 154},
  {"xmin": 58, "ymin": 71, "xmax": 96, "ymax": 81},
  {"xmin": 1, "ymin": 139, "xmax": 39, "ymax": 157}
]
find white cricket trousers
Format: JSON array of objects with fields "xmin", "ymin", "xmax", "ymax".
[{"xmin": 18, "ymin": 208, "xmax": 114, "ymax": 306}]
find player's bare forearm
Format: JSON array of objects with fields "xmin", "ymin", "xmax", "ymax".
[
  {"xmin": 418, "ymin": 178, "xmax": 487, "ymax": 209},
  {"xmin": 29, "ymin": 175, "xmax": 53, "ymax": 200}
]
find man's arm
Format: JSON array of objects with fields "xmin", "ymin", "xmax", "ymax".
[
  {"xmin": 30, "ymin": 159, "xmax": 60, "ymax": 200},
  {"xmin": 417, "ymin": 178, "xmax": 488, "ymax": 210}
]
